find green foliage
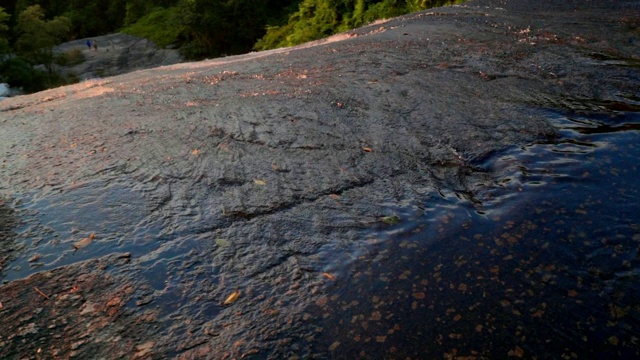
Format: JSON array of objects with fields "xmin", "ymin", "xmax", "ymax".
[
  {"xmin": 0, "ymin": 57, "xmax": 49, "ymax": 93},
  {"xmin": 255, "ymin": 0, "xmax": 461, "ymax": 50},
  {"xmin": 177, "ymin": 0, "xmax": 269, "ymax": 59},
  {"xmin": 15, "ymin": 5, "xmax": 71, "ymax": 72},
  {"xmin": 121, "ymin": 6, "xmax": 182, "ymax": 48},
  {"xmin": 253, "ymin": 22, "xmax": 296, "ymax": 51},
  {"xmin": 54, "ymin": 48, "xmax": 86, "ymax": 66},
  {"xmin": 284, "ymin": 0, "xmax": 338, "ymax": 46},
  {"xmin": 360, "ymin": 0, "xmax": 406, "ymax": 23},
  {"xmin": 67, "ymin": 1, "xmax": 127, "ymax": 37},
  {"xmin": 0, "ymin": 8, "xmax": 8, "ymax": 34},
  {"xmin": 1, "ymin": 0, "xmax": 465, "ymax": 94},
  {"xmin": 124, "ymin": 0, "xmax": 153, "ymax": 26},
  {"xmin": 0, "ymin": 7, "xmax": 9, "ymax": 54}
]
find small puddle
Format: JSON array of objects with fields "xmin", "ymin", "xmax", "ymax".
[{"xmin": 1, "ymin": 179, "xmax": 169, "ymax": 282}]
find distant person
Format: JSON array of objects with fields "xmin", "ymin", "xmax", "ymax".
[
  {"xmin": 92, "ymin": 40, "xmax": 98, "ymax": 52},
  {"xmin": 86, "ymin": 40, "xmax": 92, "ymax": 49}
]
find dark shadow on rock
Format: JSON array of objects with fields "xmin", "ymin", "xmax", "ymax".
[{"xmin": 0, "ymin": 197, "xmax": 17, "ymax": 278}]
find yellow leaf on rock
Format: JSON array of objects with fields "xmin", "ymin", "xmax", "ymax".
[
  {"xmin": 254, "ymin": 179, "xmax": 266, "ymax": 186},
  {"xmin": 322, "ymin": 272, "xmax": 336, "ymax": 280},
  {"xmin": 215, "ymin": 238, "xmax": 230, "ymax": 247},
  {"xmin": 224, "ymin": 290, "xmax": 241, "ymax": 305},
  {"xmin": 72, "ymin": 233, "xmax": 95, "ymax": 251},
  {"xmin": 381, "ymin": 215, "xmax": 400, "ymax": 225},
  {"xmin": 192, "ymin": 149, "xmax": 199, "ymax": 155}
]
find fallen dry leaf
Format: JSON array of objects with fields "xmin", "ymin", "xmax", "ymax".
[
  {"xmin": 362, "ymin": 147, "xmax": 373, "ymax": 152},
  {"xmin": 72, "ymin": 233, "xmax": 95, "ymax": 251},
  {"xmin": 508, "ymin": 346, "xmax": 524, "ymax": 358},
  {"xmin": 135, "ymin": 341, "xmax": 155, "ymax": 359},
  {"xmin": 106, "ymin": 297, "xmax": 123, "ymax": 307},
  {"xmin": 224, "ymin": 290, "xmax": 241, "ymax": 305},
  {"xmin": 322, "ymin": 272, "xmax": 336, "ymax": 280},
  {"xmin": 413, "ymin": 292, "xmax": 426, "ymax": 299},
  {"xmin": 192, "ymin": 149, "xmax": 199, "ymax": 155},
  {"xmin": 315, "ymin": 296, "xmax": 328, "ymax": 307},
  {"xmin": 254, "ymin": 179, "xmax": 267, "ymax": 186},
  {"xmin": 242, "ymin": 349, "xmax": 259, "ymax": 357}
]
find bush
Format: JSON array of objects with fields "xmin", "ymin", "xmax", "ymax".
[
  {"xmin": 121, "ymin": 7, "xmax": 182, "ymax": 48},
  {"xmin": 255, "ymin": 0, "xmax": 464, "ymax": 51},
  {"xmin": 54, "ymin": 48, "xmax": 86, "ymax": 66},
  {"xmin": 0, "ymin": 57, "xmax": 49, "ymax": 93},
  {"xmin": 0, "ymin": 56, "xmax": 79, "ymax": 94}
]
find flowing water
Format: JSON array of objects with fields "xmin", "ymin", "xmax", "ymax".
[
  {"xmin": 1, "ymin": 100, "xmax": 639, "ymax": 358},
  {"xmin": 304, "ymin": 103, "xmax": 640, "ymax": 358}
]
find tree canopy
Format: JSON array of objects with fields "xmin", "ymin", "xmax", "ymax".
[
  {"xmin": 0, "ymin": 0, "xmax": 463, "ymax": 93},
  {"xmin": 255, "ymin": 0, "xmax": 462, "ymax": 50},
  {"xmin": 14, "ymin": 5, "xmax": 70, "ymax": 68},
  {"xmin": 0, "ymin": 7, "xmax": 10, "ymax": 54}
]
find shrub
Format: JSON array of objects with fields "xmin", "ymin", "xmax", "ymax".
[
  {"xmin": 54, "ymin": 48, "xmax": 86, "ymax": 66},
  {"xmin": 121, "ymin": 7, "xmax": 182, "ymax": 48},
  {"xmin": 255, "ymin": 0, "xmax": 465, "ymax": 51},
  {"xmin": 0, "ymin": 57, "xmax": 49, "ymax": 93}
]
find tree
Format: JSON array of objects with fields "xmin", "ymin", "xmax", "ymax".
[
  {"xmin": 63, "ymin": 0, "xmax": 126, "ymax": 38},
  {"xmin": 0, "ymin": 7, "xmax": 9, "ymax": 54},
  {"xmin": 177, "ymin": 0, "xmax": 268, "ymax": 59},
  {"xmin": 14, "ymin": 5, "xmax": 70, "ymax": 74},
  {"xmin": 255, "ymin": 0, "xmax": 460, "ymax": 51}
]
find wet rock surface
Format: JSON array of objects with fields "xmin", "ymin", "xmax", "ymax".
[{"xmin": 1, "ymin": 0, "xmax": 639, "ymax": 358}]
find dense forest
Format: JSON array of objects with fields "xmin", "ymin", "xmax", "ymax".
[{"xmin": 0, "ymin": 0, "xmax": 461, "ymax": 93}]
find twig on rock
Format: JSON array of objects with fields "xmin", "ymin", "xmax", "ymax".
[{"xmin": 34, "ymin": 287, "xmax": 50, "ymax": 300}]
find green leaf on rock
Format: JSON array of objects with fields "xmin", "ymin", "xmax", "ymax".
[
  {"xmin": 216, "ymin": 238, "xmax": 230, "ymax": 247},
  {"xmin": 380, "ymin": 215, "xmax": 401, "ymax": 225}
]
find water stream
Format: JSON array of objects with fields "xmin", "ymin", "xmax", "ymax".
[
  {"xmin": 1, "ymin": 99, "xmax": 638, "ymax": 358},
  {"xmin": 306, "ymin": 103, "xmax": 640, "ymax": 358}
]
